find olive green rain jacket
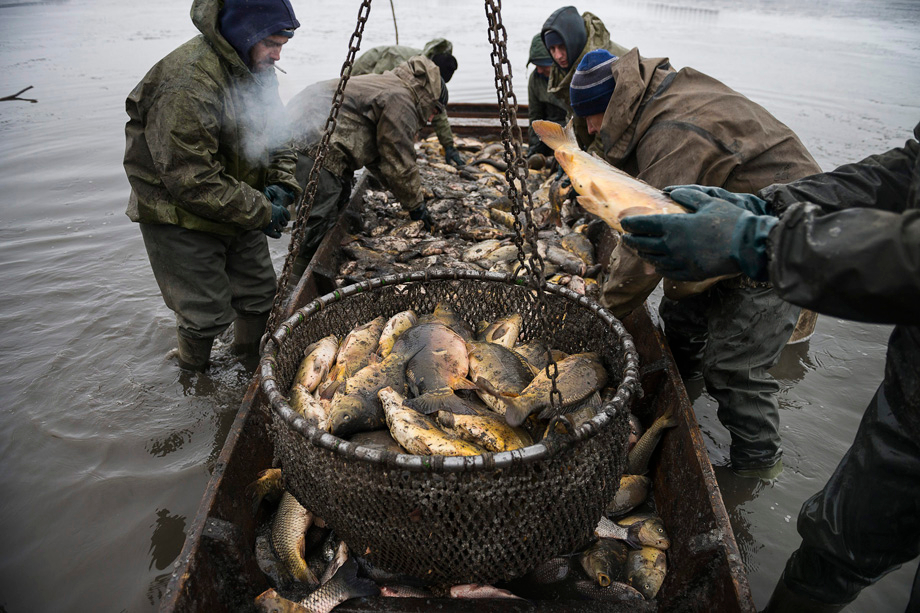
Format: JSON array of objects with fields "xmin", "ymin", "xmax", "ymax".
[
  {"xmin": 597, "ymin": 48, "xmax": 821, "ymax": 315},
  {"xmin": 287, "ymin": 56, "xmax": 441, "ymax": 210},
  {"xmin": 543, "ymin": 10, "xmax": 629, "ymax": 146},
  {"xmin": 351, "ymin": 38, "xmax": 456, "ymax": 151},
  {"xmin": 124, "ymin": 0, "xmax": 301, "ymax": 236}
]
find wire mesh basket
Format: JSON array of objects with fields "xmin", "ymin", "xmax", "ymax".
[{"xmin": 259, "ymin": 269, "xmax": 640, "ymax": 585}]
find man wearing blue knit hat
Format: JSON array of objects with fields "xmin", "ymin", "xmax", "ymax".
[
  {"xmin": 124, "ymin": 0, "xmax": 301, "ymax": 371},
  {"xmin": 566, "ymin": 47, "xmax": 821, "ymax": 482}
]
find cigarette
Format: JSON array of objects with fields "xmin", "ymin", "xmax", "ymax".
[{"xmin": 275, "ymin": 65, "xmax": 287, "ymax": 74}]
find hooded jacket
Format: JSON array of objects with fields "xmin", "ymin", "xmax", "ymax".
[
  {"xmin": 762, "ymin": 123, "xmax": 920, "ymax": 435},
  {"xmin": 286, "ymin": 56, "xmax": 442, "ymax": 210},
  {"xmin": 597, "ymin": 48, "xmax": 820, "ymax": 314},
  {"xmin": 124, "ymin": 0, "xmax": 301, "ymax": 235},
  {"xmin": 351, "ymin": 39, "xmax": 456, "ymax": 151}
]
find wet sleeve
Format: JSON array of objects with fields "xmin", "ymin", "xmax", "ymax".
[
  {"xmin": 528, "ymin": 75, "xmax": 547, "ymax": 151},
  {"xmin": 372, "ymin": 98, "xmax": 423, "ymax": 209},
  {"xmin": 431, "ymin": 110, "xmax": 455, "ymax": 152},
  {"xmin": 144, "ymin": 85, "xmax": 269, "ymax": 230},
  {"xmin": 768, "ymin": 202, "xmax": 920, "ymax": 324}
]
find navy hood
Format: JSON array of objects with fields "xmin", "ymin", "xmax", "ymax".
[
  {"xmin": 541, "ymin": 6, "xmax": 587, "ymax": 69},
  {"xmin": 219, "ymin": 0, "xmax": 299, "ymax": 67}
]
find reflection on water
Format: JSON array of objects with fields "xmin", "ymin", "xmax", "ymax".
[{"xmin": 148, "ymin": 508, "xmax": 186, "ymax": 572}]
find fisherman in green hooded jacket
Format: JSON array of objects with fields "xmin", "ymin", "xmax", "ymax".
[
  {"xmin": 123, "ymin": 0, "xmax": 301, "ymax": 371},
  {"xmin": 527, "ymin": 33, "xmax": 568, "ymax": 159},
  {"xmin": 351, "ymin": 38, "xmax": 465, "ymax": 167}
]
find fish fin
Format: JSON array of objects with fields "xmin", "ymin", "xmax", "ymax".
[
  {"xmin": 624, "ymin": 524, "xmax": 644, "ymax": 550},
  {"xmin": 532, "ymin": 118, "xmax": 575, "ymax": 151},
  {"xmin": 451, "ymin": 377, "xmax": 479, "ymax": 391},
  {"xmin": 406, "ymin": 390, "xmax": 473, "ymax": 415},
  {"xmin": 503, "ymin": 398, "xmax": 531, "ymax": 428},
  {"xmin": 319, "ymin": 379, "xmax": 342, "ymax": 400}
]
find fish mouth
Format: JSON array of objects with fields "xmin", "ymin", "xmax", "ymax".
[{"xmin": 597, "ymin": 572, "xmax": 611, "ymax": 587}]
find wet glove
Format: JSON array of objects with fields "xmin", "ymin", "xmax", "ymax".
[
  {"xmin": 262, "ymin": 185, "xmax": 293, "ymax": 239},
  {"xmin": 663, "ymin": 184, "xmax": 773, "ymax": 216},
  {"xmin": 620, "ymin": 187, "xmax": 778, "ymax": 282},
  {"xmin": 554, "ymin": 166, "xmax": 572, "ymax": 189},
  {"xmin": 409, "ymin": 203, "xmax": 433, "ymax": 232},
  {"xmin": 444, "ymin": 146, "xmax": 466, "ymax": 167}
]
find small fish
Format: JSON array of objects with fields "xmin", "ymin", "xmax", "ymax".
[
  {"xmin": 579, "ymin": 538, "xmax": 629, "ymax": 587},
  {"xmin": 473, "ymin": 243, "xmax": 522, "ymax": 269},
  {"xmin": 627, "ymin": 407, "xmax": 678, "ymax": 475},
  {"xmin": 560, "ymin": 231, "xmax": 596, "ymax": 267},
  {"xmin": 466, "ymin": 340, "xmax": 535, "ymax": 415},
  {"xmin": 376, "ymin": 310, "xmax": 418, "ymax": 358},
  {"xmin": 329, "ymin": 316, "xmax": 387, "ymax": 383},
  {"xmin": 626, "ymin": 546, "xmax": 667, "ymax": 600},
  {"xmin": 320, "ymin": 541, "xmax": 349, "ymax": 585},
  {"xmin": 628, "ymin": 413, "xmax": 645, "ymax": 453},
  {"xmin": 436, "ymin": 410, "xmax": 531, "ymax": 452},
  {"xmin": 271, "ymin": 491, "xmax": 319, "ymax": 586},
  {"xmin": 532, "ymin": 119, "xmax": 686, "ymax": 233},
  {"xmin": 293, "ymin": 335, "xmax": 340, "ymax": 393},
  {"xmin": 255, "ymin": 557, "xmax": 378, "ymax": 613},
  {"xmin": 489, "ymin": 352, "xmax": 609, "ymax": 427},
  {"xmin": 606, "ymin": 474, "xmax": 652, "ymax": 517},
  {"xmin": 379, "ymin": 387, "xmax": 486, "ymax": 456},
  {"xmin": 544, "ymin": 243, "xmax": 587, "ymax": 276},
  {"xmin": 462, "ymin": 239, "xmax": 503, "ymax": 263},
  {"xmin": 326, "ymin": 351, "xmax": 409, "ymax": 437},
  {"xmin": 488, "ymin": 207, "xmax": 517, "ymax": 230},
  {"xmin": 415, "ymin": 303, "xmax": 474, "ymax": 341},
  {"xmin": 246, "ymin": 467, "xmax": 284, "ymax": 514},
  {"xmin": 347, "ymin": 429, "xmax": 405, "ymax": 454},
  {"xmin": 526, "ymin": 556, "xmax": 574, "ymax": 584},
  {"xmin": 572, "ymin": 580, "xmax": 649, "ymax": 606},
  {"xmin": 289, "ymin": 383, "xmax": 329, "ymax": 428},
  {"xmin": 449, "ymin": 584, "xmax": 524, "ymax": 599},
  {"xmin": 616, "ymin": 513, "xmax": 670, "ymax": 550},
  {"xmin": 512, "ymin": 340, "xmax": 551, "ymax": 374},
  {"xmin": 476, "ymin": 313, "xmax": 523, "ymax": 349},
  {"xmin": 379, "ymin": 584, "xmax": 435, "ymax": 597}
]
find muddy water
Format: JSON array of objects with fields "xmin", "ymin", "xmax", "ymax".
[{"xmin": 0, "ymin": 0, "xmax": 917, "ymax": 611}]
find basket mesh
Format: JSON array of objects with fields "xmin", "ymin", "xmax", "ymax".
[{"xmin": 261, "ymin": 270, "xmax": 640, "ymax": 585}]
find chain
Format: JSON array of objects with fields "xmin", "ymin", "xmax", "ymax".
[
  {"xmin": 266, "ymin": 0, "xmax": 374, "ymax": 338},
  {"xmin": 484, "ymin": 0, "xmax": 562, "ymax": 411}
]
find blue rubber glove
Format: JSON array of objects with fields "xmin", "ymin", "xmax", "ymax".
[
  {"xmin": 620, "ymin": 187, "xmax": 778, "ymax": 282},
  {"xmin": 444, "ymin": 146, "xmax": 466, "ymax": 167},
  {"xmin": 409, "ymin": 203, "xmax": 433, "ymax": 232},
  {"xmin": 663, "ymin": 184, "xmax": 772, "ymax": 216},
  {"xmin": 262, "ymin": 185, "xmax": 293, "ymax": 239}
]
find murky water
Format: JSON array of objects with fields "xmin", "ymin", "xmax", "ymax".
[{"xmin": 0, "ymin": 0, "xmax": 917, "ymax": 611}]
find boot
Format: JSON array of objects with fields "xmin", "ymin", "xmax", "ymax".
[
  {"xmin": 732, "ymin": 458, "xmax": 784, "ymax": 481},
  {"xmin": 176, "ymin": 333, "xmax": 213, "ymax": 372},
  {"xmin": 233, "ymin": 312, "xmax": 270, "ymax": 356},
  {"xmin": 762, "ymin": 574, "xmax": 849, "ymax": 613}
]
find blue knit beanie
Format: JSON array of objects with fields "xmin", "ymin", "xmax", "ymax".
[
  {"xmin": 569, "ymin": 49, "xmax": 618, "ymax": 117},
  {"xmin": 219, "ymin": 0, "xmax": 300, "ymax": 66}
]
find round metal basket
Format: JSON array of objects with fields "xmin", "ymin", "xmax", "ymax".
[{"xmin": 259, "ymin": 269, "xmax": 640, "ymax": 585}]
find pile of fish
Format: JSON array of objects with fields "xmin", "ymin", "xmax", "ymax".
[
  {"xmin": 248, "ymin": 137, "xmax": 681, "ymax": 611},
  {"xmin": 334, "ymin": 133, "xmax": 606, "ymax": 298}
]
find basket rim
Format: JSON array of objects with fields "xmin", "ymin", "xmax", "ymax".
[{"xmin": 259, "ymin": 268, "xmax": 641, "ymax": 473}]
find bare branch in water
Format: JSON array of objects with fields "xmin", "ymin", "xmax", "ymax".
[{"xmin": 1, "ymin": 86, "xmax": 38, "ymax": 103}]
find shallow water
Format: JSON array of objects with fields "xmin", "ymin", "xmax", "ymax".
[{"xmin": 0, "ymin": 0, "xmax": 918, "ymax": 611}]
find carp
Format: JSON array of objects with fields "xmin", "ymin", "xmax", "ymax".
[
  {"xmin": 476, "ymin": 312, "xmax": 523, "ymax": 349},
  {"xmin": 293, "ymin": 335, "xmax": 340, "ymax": 393},
  {"xmin": 254, "ymin": 557, "xmax": 378, "ymax": 613},
  {"xmin": 376, "ymin": 309, "xmax": 418, "ymax": 358},
  {"xmin": 328, "ymin": 316, "xmax": 387, "ymax": 384},
  {"xmin": 246, "ymin": 467, "xmax": 284, "ymax": 514},
  {"xmin": 606, "ymin": 474, "xmax": 652, "ymax": 517},
  {"xmin": 271, "ymin": 491, "xmax": 319, "ymax": 586},
  {"xmin": 579, "ymin": 538, "xmax": 629, "ymax": 587},
  {"xmin": 626, "ymin": 546, "xmax": 667, "ymax": 600},
  {"xmin": 436, "ymin": 410, "xmax": 531, "ymax": 452},
  {"xmin": 627, "ymin": 407, "xmax": 678, "ymax": 475},
  {"xmin": 325, "ymin": 351, "xmax": 410, "ymax": 437},
  {"xmin": 617, "ymin": 513, "xmax": 670, "ymax": 550},
  {"xmin": 466, "ymin": 340, "xmax": 535, "ymax": 415},
  {"xmin": 378, "ymin": 387, "xmax": 486, "ymax": 456},
  {"xmin": 289, "ymin": 383, "xmax": 329, "ymax": 429}
]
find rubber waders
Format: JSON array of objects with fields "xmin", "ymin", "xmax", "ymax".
[
  {"xmin": 176, "ymin": 333, "xmax": 214, "ymax": 372},
  {"xmin": 233, "ymin": 313, "xmax": 270, "ymax": 356},
  {"xmin": 761, "ymin": 574, "xmax": 848, "ymax": 613}
]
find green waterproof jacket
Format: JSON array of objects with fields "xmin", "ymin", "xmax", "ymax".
[
  {"xmin": 544, "ymin": 11, "xmax": 628, "ymax": 147},
  {"xmin": 124, "ymin": 0, "xmax": 301, "ymax": 235},
  {"xmin": 286, "ymin": 56, "xmax": 442, "ymax": 210},
  {"xmin": 597, "ymin": 48, "xmax": 821, "ymax": 316},
  {"xmin": 351, "ymin": 38, "xmax": 456, "ymax": 151},
  {"xmin": 528, "ymin": 71, "xmax": 568, "ymax": 152}
]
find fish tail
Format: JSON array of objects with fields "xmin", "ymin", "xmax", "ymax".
[
  {"xmin": 329, "ymin": 557, "xmax": 379, "ymax": 599},
  {"xmin": 503, "ymin": 397, "xmax": 531, "ymax": 428},
  {"xmin": 405, "ymin": 389, "xmax": 471, "ymax": 415},
  {"xmin": 531, "ymin": 118, "xmax": 577, "ymax": 151}
]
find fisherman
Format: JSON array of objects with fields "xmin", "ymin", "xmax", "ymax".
[
  {"xmin": 619, "ymin": 122, "xmax": 920, "ymax": 613},
  {"xmin": 123, "ymin": 0, "xmax": 301, "ymax": 371},
  {"xmin": 541, "ymin": 5, "xmax": 628, "ymax": 147},
  {"xmin": 568, "ymin": 48, "xmax": 821, "ymax": 479},
  {"xmin": 526, "ymin": 33, "xmax": 568, "ymax": 159},
  {"xmin": 351, "ymin": 39, "xmax": 465, "ymax": 168},
  {"xmin": 286, "ymin": 55, "xmax": 444, "ymax": 274}
]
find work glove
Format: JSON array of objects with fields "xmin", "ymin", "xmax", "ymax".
[
  {"xmin": 444, "ymin": 146, "xmax": 466, "ymax": 168},
  {"xmin": 262, "ymin": 185, "xmax": 293, "ymax": 239},
  {"xmin": 554, "ymin": 166, "xmax": 572, "ymax": 189},
  {"xmin": 663, "ymin": 184, "xmax": 773, "ymax": 216},
  {"xmin": 409, "ymin": 203, "xmax": 433, "ymax": 232},
  {"xmin": 620, "ymin": 187, "xmax": 778, "ymax": 282}
]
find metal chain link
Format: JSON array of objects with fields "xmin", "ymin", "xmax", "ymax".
[
  {"xmin": 266, "ymin": 0, "xmax": 374, "ymax": 338},
  {"xmin": 484, "ymin": 0, "xmax": 562, "ymax": 411}
]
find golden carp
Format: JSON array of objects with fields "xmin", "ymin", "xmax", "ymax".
[
  {"xmin": 325, "ymin": 351, "xmax": 409, "ymax": 437},
  {"xmin": 531, "ymin": 119, "xmax": 686, "ymax": 233},
  {"xmin": 491, "ymin": 352, "xmax": 609, "ymax": 427},
  {"xmin": 476, "ymin": 313, "xmax": 523, "ymax": 349},
  {"xmin": 328, "ymin": 316, "xmax": 387, "ymax": 384},
  {"xmin": 376, "ymin": 310, "xmax": 418, "ymax": 358},
  {"xmin": 626, "ymin": 546, "xmax": 667, "ymax": 600},
  {"xmin": 254, "ymin": 558, "xmax": 378, "ymax": 613},
  {"xmin": 415, "ymin": 303, "xmax": 474, "ymax": 341},
  {"xmin": 347, "ymin": 429, "xmax": 405, "ymax": 454},
  {"xmin": 462, "ymin": 239, "xmax": 503, "ymax": 263},
  {"xmin": 595, "ymin": 515, "xmax": 643, "ymax": 549},
  {"xmin": 617, "ymin": 513, "xmax": 670, "ymax": 551},
  {"xmin": 271, "ymin": 491, "xmax": 319, "ymax": 586},
  {"xmin": 627, "ymin": 407, "xmax": 678, "ymax": 475},
  {"xmin": 289, "ymin": 383, "xmax": 329, "ymax": 428},
  {"xmin": 401, "ymin": 322, "xmax": 478, "ymax": 415},
  {"xmin": 512, "ymin": 340, "xmax": 551, "ymax": 374},
  {"xmin": 579, "ymin": 538, "xmax": 629, "ymax": 587},
  {"xmin": 293, "ymin": 335, "xmax": 339, "ymax": 393},
  {"xmin": 466, "ymin": 340, "xmax": 535, "ymax": 415},
  {"xmin": 378, "ymin": 387, "xmax": 486, "ymax": 456},
  {"xmin": 436, "ymin": 410, "xmax": 531, "ymax": 452},
  {"xmin": 606, "ymin": 474, "xmax": 652, "ymax": 517},
  {"xmin": 246, "ymin": 467, "xmax": 284, "ymax": 514},
  {"xmin": 560, "ymin": 231, "xmax": 596, "ymax": 267}
]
